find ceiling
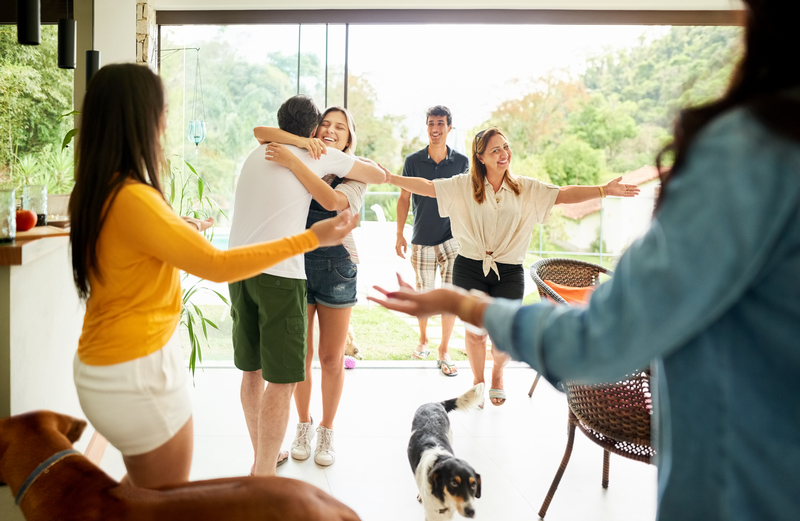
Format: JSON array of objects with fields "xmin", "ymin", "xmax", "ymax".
[{"xmin": 152, "ymin": 0, "xmax": 744, "ymax": 11}]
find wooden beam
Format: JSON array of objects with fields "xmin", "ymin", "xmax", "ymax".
[
  {"xmin": 0, "ymin": 0, "xmax": 74, "ymax": 25},
  {"xmin": 157, "ymin": 9, "xmax": 743, "ymax": 27}
]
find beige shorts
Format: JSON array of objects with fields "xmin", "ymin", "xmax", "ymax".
[
  {"xmin": 410, "ymin": 238, "xmax": 460, "ymax": 292},
  {"xmin": 73, "ymin": 327, "xmax": 191, "ymax": 456}
]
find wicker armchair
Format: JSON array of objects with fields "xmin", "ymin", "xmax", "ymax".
[{"xmin": 529, "ymin": 258, "xmax": 656, "ymax": 519}]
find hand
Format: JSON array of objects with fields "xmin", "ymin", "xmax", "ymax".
[
  {"xmin": 182, "ymin": 216, "xmax": 214, "ymax": 232},
  {"xmin": 395, "ymin": 233, "xmax": 407, "ymax": 259},
  {"xmin": 309, "ymin": 209, "xmax": 357, "ymax": 247},
  {"xmin": 264, "ymin": 143, "xmax": 299, "ymax": 169},
  {"xmin": 302, "ymin": 137, "xmax": 327, "ymax": 160},
  {"xmin": 605, "ymin": 176, "xmax": 641, "ymax": 197},
  {"xmin": 377, "ymin": 163, "xmax": 392, "ymax": 184},
  {"xmin": 368, "ymin": 274, "xmax": 460, "ymax": 319}
]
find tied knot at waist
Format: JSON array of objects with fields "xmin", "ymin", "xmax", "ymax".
[{"xmin": 482, "ymin": 251, "xmax": 501, "ymax": 279}]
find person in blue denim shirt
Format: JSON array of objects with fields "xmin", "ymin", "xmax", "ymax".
[{"xmin": 369, "ymin": 2, "xmax": 800, "ymax": 519}]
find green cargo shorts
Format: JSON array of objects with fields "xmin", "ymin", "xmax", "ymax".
[{"xmin": 229, "ymin": 273, "xmax": 307, "ymax": 384}]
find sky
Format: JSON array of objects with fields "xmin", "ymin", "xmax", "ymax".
[{"xmin": 163, "ymin": 23, "xmax": 670, "ymax": 149}]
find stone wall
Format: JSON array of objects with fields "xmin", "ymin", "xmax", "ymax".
[{"xmin": 136, "ymin": 1, "xmax": 157, "ymax": 70}]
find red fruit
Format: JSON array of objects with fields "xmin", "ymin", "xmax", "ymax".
[{"xmin": 16, "ymin": 210, "xmax": 37, "ymax": 232}]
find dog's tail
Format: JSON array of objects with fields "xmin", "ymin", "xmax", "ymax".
[{"xmin": 441, "ymin": 382, "xmax": 485, "ymax": 413}]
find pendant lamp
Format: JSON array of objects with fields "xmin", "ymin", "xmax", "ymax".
[
  {"xmin": 85, "ymin": 0, "xmax": 100, "ymax": 86},
  {"xmin": 86, "ymin": 50, "xmax": 101, "ymax": 85},
  {"xmin": 17, "ymin": 0, "xmax": 41, "ymax": 46},
  {"xmin": 58, "ymin": 1, "xmax": 77, "ymax": 69}
]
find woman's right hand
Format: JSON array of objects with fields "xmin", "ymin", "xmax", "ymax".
[
  {"xmin": 309, "ymin": 210, "xmax": 357, "ymax": 247},
  {"xmin": 302, "ymin": 137, "xmax": 327, "ymax": 160}
]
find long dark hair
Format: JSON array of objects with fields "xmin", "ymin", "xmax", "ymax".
[
  {"xmin": 69, "ymin": 64, "xmax": 167, "ymax": 299},
  {"xmin": 657, "ymin": 1, "xmax": 800, "ymax": 210}
]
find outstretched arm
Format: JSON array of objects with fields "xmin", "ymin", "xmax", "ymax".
[
  {"xmin": 254, "ymin": 126, "xmax": 327, "ymax": 159},
  {"xmin": 265, "ymin": 143, "xmax": 349, "ymax": 211},
  {"xmin": 386, "ymin": 172, "xmax": 436, "ymax": 198},
  {"xmin": 344, "ymin": 156, "xmax": 389, "ymax": 185},
  {"xmin": 555, "ymin": 176, "xmax": 640, "ymax": 205}
]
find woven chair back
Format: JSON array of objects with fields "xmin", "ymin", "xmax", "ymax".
[{"xmin": 529, "ymin": 258, "xmax": 655, "ymax": 463}]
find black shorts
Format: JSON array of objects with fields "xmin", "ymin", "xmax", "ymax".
[{"xmin": 452, "ymin": 255, "xmax": 525, "ymax": 300}]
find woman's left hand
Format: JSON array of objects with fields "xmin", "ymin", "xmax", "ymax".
[
  {"xmin": 265, "ymin": 143, "xmax": 299, "ymax": 169},
  {"xmin": 605, "ymin": 176, "xmax": 641, "ymax": 197},
  {"xmin": 368, "ymin": 274, "xmax": 461, "ymax": 318}
]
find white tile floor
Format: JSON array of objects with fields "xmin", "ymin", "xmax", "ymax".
[{"xmin": 95, "ymin": 364, "xmax": 657, "ymax": 521}]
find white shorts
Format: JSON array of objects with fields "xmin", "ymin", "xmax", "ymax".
[{"xmin": 73, "ymin": 327, "xmax": 192, "ymax": 456}]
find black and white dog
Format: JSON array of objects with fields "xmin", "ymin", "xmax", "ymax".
[{"xmin": 408, "ymin": 383, "xmax": 484, "ymax": 520}]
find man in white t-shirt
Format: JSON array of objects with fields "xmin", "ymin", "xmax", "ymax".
[{"xmin": 228, "ymin": 95, "xmax": 385, "ymax": 477}]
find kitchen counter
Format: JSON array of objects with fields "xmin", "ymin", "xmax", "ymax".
[
  {"xmin": 0, "ymin": 227, "xmax": 71, "ymax": 266},
  {"xmin": 0, "ymin": 232, "xmax": 86, "ymax": 420}
]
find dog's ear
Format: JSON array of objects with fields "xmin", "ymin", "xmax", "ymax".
[
  {"xmin": 66, "ymin": 418, "xmax": 87, "ymax": 444},
  {"xmin": 475, "ymin": 473, "xmax": 482, "ymax": 499},
  {"xmin": 428, "ymin": 459, "xmax": 446, "ymax": 502},
  {"xmin": 53, "ymin": 413, "xmax": 87, "ymax": 444}
]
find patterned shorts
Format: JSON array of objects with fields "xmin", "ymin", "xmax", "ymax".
[{"xmin": 410, "ymin": 238, "xmax": 460, "ymax": 292}]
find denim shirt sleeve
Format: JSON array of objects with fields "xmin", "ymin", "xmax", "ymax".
[{"xmin": 484, "ymin": 109, "xmax": 800, "ymax": 385}]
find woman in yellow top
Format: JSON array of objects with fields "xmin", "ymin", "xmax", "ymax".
[{"xmin": 69, "ymin": 63, "xmax": 356, "ymax": 489}]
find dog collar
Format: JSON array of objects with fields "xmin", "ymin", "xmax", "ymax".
[
  {"xmin": 15, "ymin": 449, "xmax": 82, "ymax": 506},
  {"xmin": 439, "ymin": 507, "xmax": 450, "ymax": 514}
]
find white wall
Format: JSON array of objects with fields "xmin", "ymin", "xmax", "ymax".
[
  {"xmin": 153, "ymin": 0, "xmax": 743, "ymax": 10},
  {"xmin": 94, "ymin": 0, "xmax": 137, "ymax": 64}
]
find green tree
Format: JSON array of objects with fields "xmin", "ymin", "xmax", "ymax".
[
  {"xmin": 566, "ymin": 93, "xmax": 638, "ymax": 164},
  {"xmin": 0, "ymin": 26, "xmax": 74, "ymax": 182},
  {"xmin": 543, "ymin": 136, "xmax": 603, "ymax": 187},
  {"xmin": 345, "ymin": 74, "xmax": 403, "ymax": 173},
  {"xmin": 583, "ymin": 26, "xmax": 742, "ymax": 128},
  {"xmin": 485, "ymin": 76, "xmax": 587, "ymax": 158}
]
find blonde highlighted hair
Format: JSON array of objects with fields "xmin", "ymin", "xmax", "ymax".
[
  {"xmin": 470, "ymin": 127, "xmax": 521, "ymax": 204},
  {"xmin": 320, "ymin": 106, "xmax": 358, "ymax": 157}
]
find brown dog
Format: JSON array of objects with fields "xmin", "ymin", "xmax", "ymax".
[{"xmin": 0, "ymin": 411, "xmax": 361, "ymax": 521}]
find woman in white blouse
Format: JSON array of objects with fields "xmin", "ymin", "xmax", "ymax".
[{"xmin": 386, "ymin": 127, "xmax": 639, "ymax": 406}]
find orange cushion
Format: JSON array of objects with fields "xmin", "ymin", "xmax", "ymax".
[{"xmin": 543, "ymin": 280, "xmax": 597, "ymax": 305}]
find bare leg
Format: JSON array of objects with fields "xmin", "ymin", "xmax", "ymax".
[
  {"xmin": 316, "ymin": 305, "xmax": 352, "ymax": 430},
  {"xmin": 120, "ymin": 416, "xmax": 193, "ymax": 489},
  {"xmin": 293, "ymin": 305, "xmax": 317, "ymax": 424},
  {"xmin": 438, "ymin": 313, "xmax": 456, "ymax": 359},
  {"xmin": 465, "ymin": 330, "xmax": 488, "ymax": 386},
  {"xmin": 417, "ymin": 317, "xmax": 429, "ymax": 347},
  {"xmin": 254, "ymin": 382, "xmax": 296, "ymax": 476},
  {"xmin": 489, "ymin": 342, "xmax": 511, "ymax": 406},
  {"xmin": 241, "ymin": 370, "xmax": 264, "ymax": 466}
]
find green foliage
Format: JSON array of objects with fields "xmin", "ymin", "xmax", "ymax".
[
  {"xmin": 566, "ymin": 93, "xmax": 638, "ymax": 163},
  {"xmin": 583, "ymin": 26, "xmax": 743, "ymax": 128},
  {"xmin": 345, "ymin": 74, "xmax": 404, "ymax": 173},
  {"xmin": 0, "ymin": 26, "xmax": 74, "ymax": 181},
  {"xmin": 166, "ymin": 156, "xmax": 229, "ymax": 376},
  {"xmin": 160, "ymin": 30, "xmax": 405, "ymax": 221},
  {"xmin": 484, "ymin": 76, "xmax": 587, "ymax": 158},
  {"xmin": 482, "ymin": 26, "xmax": 740, "ymax": 182},
  {"xmin": 543, "ymin": 136, "xmax": 603, "ymax": 186}
]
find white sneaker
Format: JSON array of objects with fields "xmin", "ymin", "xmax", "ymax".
[
  {"xmin": 314, "ymin": 426, "xmax": 336, "ymax": 466},
  {"xmin": 291, "ymin": 420, "xmax": 315, "ymax": 461}
]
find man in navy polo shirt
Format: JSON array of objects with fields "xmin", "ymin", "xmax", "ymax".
[{"xmin": 395, "ymin": 105, "xmax": 469, "ymax": 376}]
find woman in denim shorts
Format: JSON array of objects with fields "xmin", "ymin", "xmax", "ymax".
[{"xmin": 255, "ymin": 107, "xmax": 367, "ymax": 466}]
